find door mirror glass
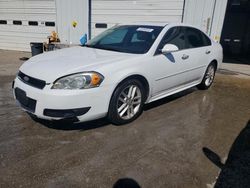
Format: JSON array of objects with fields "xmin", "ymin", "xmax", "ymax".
[{"xmin": 161, "ymin": 44, "xmax": 179, "ymax": 53}]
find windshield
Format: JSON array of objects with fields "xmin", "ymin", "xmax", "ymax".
[{"xmin": 85, "ymin": 25, "xmax": 163, "ymax": 54}]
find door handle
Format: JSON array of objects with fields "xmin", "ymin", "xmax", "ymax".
[
  {"xmin": 206, "ymin": 50, "xmax": 211, "ymax": 54},
  {"xmin": 182, "ymin": 54, "xmax": 189, "ymax": 60}
]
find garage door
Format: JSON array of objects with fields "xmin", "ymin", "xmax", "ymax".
[
  {"xmin": 91, "ymin": 0, "xmax": 185, "ymax": 37},
  {"xmin": 0, "ymin": 0, "xmax": 56, "ymax": 51}
]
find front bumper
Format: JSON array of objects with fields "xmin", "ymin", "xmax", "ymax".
[{"xmin": 13, "ymin": 77, "xmax": 113, "ymax": 122}]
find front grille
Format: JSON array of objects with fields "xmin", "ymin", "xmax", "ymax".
[
  {"xmin": 18, "ymin": 71, "xmax": 46, "ymax": 89},
  {"xmin": 15, "ymin": 88, "xmax": 36, "ymax": 113}
]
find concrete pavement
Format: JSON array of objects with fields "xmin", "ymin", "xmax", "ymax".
[
  {"xmin": 0, "ymin": 50, "xmax": 249, "ymax": 188},
  {"xmin": 220, "ymin": 63, "xmax": 250, "ymax": 78}
]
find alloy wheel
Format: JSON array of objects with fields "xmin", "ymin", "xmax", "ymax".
[
  {"xmin": 117, "ymin": 85, "xmax": 142, "ymax": 120},
  {"xmin": 205, "ymin": 66, "xmax": 215, "ymax": 86}
]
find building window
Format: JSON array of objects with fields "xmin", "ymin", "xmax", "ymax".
[
  {"xmin": 45, "ymin": 22, "xmax": 55, "ymax": 27},
  {"xmin": 95, "ymin": 23, "xmax": 108, "ymax": 28},
  {"xmin": 28, "ymin": 21, "xmax": 38, "ymax": 26},
  {"xmin": 13, "ymin": 20, "xmax": 22, "ymax": 25},
  {"xmin": 0, "ymin": 20, "xmax": 7, "ymax": 24}
]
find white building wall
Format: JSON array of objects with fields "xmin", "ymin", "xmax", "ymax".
[
  {"xmin": 183, "ymin": 0, "xmax": 216, "ymax": 34},
  {"xmin": 56, "ymin": 0, "xmax": 89, "ymax": 44},
  {"xmin": 0, "ymin": 0, "xmax": 56, "ymax": 51},
  {"xmin": 183, "ymin": 0, "xmax": 228, "ymax": 41},
  {"xmin": 210, "ymin": 0, "xmax": 228, "ymax": 42},
  {"xmin": 91, "ymin": 0, "xmax": 185, "ymax": 37},
  {"xmin": 0, "ymin": 0, "xmax": 228, "ymax": 51}
]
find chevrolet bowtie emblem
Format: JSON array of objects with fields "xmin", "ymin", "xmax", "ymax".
[{"xmin": 23, "ymin": 76, "xmax": 29, "ymax": 82}]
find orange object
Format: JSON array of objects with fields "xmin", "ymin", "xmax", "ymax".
[{"xmin": 91, "ymin": 73, "xmax": 101, "ymax": 85}]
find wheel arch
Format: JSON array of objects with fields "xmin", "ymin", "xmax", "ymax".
[
  {"xmin": 116, "ymin": 74, "xmax": 150, "ymax": 100},
  {"xmin": 210, "ymin": 59, "xmax": 218, "ymax": 71},
  {"xmin": 107, "ymin": 74, "xmax": 151, "ymax": 124},
  {"xmin": 109, "ymin": 74, "xmax": 151, "ymax": 106}
]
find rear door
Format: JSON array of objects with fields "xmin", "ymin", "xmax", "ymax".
[{"xmin": 184, "ymin": 27, "xmax": 213, "ymax": 81}]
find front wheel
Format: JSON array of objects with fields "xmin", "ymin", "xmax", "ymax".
[
  {"xmin": 108, "ymin": 79, "xmax": 145, "ymax": 125},
  {"xmin": 197, "ymin": 63, "xmax": 216, "ymax": 90}
]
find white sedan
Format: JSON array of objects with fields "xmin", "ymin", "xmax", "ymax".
[{"xmin": 13, "ymin": 23, "xmax": 223, "ymax": 125}]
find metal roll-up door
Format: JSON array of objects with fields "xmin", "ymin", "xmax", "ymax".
[
  {"xmin": 91, "ymin": 0, "xmax": 185, "ymax": 37},
  {"xmin": 0, "ymin": 0, "xmax": 56, "ymax": 51}
]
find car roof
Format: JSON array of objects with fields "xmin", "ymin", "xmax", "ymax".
[
  {"xmin": 119, "ymin": 22, "xmax": 168, "ymax": 27},
  {"xmin": 118, "ymin": 22, "xmax": 201, "ymax": 30}
]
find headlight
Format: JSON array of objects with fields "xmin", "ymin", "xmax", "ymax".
[{"xmin": 51, "ymin": 72, "xmax": 104, "ymax": 89}]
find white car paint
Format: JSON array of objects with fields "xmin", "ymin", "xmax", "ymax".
[{"xmin": 13, "ymin": 23, "xmax": 223, "ymax": 123}]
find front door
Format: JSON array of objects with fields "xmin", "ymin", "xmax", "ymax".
[{"xmin": 152, "ymin": 49, "xmax": 197, "ymax": 96}]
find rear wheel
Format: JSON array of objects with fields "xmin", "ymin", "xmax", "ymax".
[
  {"xmin": 108, "ymin": 79, "xmax": 146, "ymax": 125},
  {"xmin": 197, "ymin": 63, "xmax": 216, "ymax": 90}
]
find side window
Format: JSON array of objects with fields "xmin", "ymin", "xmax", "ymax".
[
  {"xmin": 158, "ymin": 27, "xmax": 186, "ymax": 52},
  {"xmin": 201, "ymin": 32, "xmax": 212, "ymax": 46},
  {"xmin": 185, "ymin": 28, "xmax": 205, "ymax": 48},
  {"xmin": 99, "ymin": 28, "xmax": 128, "ymax": 45}
]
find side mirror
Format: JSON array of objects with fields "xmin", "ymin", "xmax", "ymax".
[{"xmin": 161, "ymin": 44, "xmax": 179, "ymax": 54}]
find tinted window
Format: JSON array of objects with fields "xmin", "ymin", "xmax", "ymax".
[
  {"xmin": 186, "ymin": 28, "xmax": 205, "ymax": 48},
  {"xmin": 201, "ymin": 32, "xmax": 212, "ymax": 46},
  {"xmin": 99, "ymin": 28, "xmax": 128, "ymax": 45},
  {"xmin": 86, "ymin": 25, "xmax": 163, "ymax": 54},
  {"xmin": 131, "ymin": 30, "xmax": 158, "ymax": 42},
  {"xmin": 158, "ymin": 27, "xmax": 186, "ymax": 51}
]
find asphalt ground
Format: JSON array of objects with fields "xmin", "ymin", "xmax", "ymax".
[{"xmin": 0, "ymin": 50, "xmax": 249, "ymax": 188}]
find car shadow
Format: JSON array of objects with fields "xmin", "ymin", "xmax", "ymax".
[
  {"xmin": 203, "ymin": 120, "xmax": 250, "ymax": 187},
  {"xmin": 30, "ymin": 115, "xmax": 110, "ymax": 131}
]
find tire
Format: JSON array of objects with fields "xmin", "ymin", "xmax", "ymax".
[
  {"xmin": 108, "ymin": 79, "xmax": 146, "ymax": 125},
  {"xmin": 197, "ymin": 63, "xmax": 216, "ymax": 90}
]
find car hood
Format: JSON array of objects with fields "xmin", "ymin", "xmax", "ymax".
[{"xmin": 20, "ymin": 46, "xmax": 137, "ymax": 83}]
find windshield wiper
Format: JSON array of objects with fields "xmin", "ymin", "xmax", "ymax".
[
  {"xmin": 98, "ymin": 46, "xmax": 123, "ymax": 52},
  {"xmin": 84, "ymin": 44, "xmax": 123, "ymax": 52},
  {"xmin": 82, "ymin": 44, "xmax": 93, "ymax": 48}
]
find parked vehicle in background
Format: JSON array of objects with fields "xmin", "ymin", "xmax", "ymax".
[{"xmin": 13, "ymin": 23, "xmax": 223, "ymax": 125}]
